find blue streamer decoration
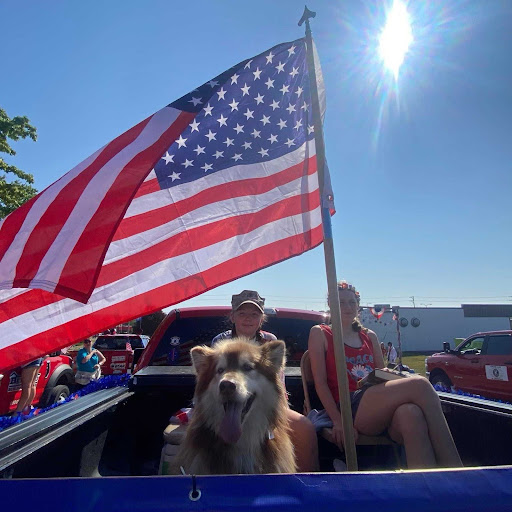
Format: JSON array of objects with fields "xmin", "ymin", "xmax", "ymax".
[{"xmin": 0, "ymin": 374, "xmax": 130, "ymax": 432}]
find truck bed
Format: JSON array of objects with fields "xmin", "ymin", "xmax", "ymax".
[{"xmin": 1, "ymin": 366, "xmax": 512, "ymax": 479}]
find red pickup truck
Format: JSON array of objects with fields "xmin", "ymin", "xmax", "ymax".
[
  {"xmin": 0, "ymin": 354, "xmax": 74, "ymax": 415},
  {"xmin": 426, "ymin": 330, "xmax": 512, "ymax": 401},
  {"xmin": 68, "ymin": 334, "xmax": 147, "ymax": 375},
  {"xmin": 135, "ymin": 305, "xmax": 328, "ymax": 370}
]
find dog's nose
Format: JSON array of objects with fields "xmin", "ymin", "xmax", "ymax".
[{"xmin": 219, "ymin": 379, "xmax": 236, "ymax": 394}]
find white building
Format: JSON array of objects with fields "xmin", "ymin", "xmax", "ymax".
[{"xmin": 359, "ymin": 305, "xmax": 512, "ymax": 353}]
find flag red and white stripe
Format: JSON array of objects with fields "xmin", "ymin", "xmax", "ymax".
[
  {"xmin": 0, "ymin": 107, "xmax": 194, "ymax": 302},
  {"xmin": 0, "ymin": 141, "xmax": 323, "ymax": 369}
]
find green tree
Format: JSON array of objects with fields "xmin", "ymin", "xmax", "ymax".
[
  {"xmin": 140, "ymin": 310, "xmax": 166, "ymax": 337},
  {"xmin": 0, "ymin": 107, "xmax": 38, "ymax": 218}
]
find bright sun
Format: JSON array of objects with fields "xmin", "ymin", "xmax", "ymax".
[{"xmin": 378, "ymin": 0, "xmax": 413, "ymax": 79}]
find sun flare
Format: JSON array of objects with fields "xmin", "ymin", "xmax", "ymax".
[{"xmin": 378, "ymin": 0, "xmax": 413, "ymax": 79}]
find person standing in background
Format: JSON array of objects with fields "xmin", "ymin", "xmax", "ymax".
[
  {"xmin": 387, "ymin": 342, "xmax": 398, "ymax": 366},
  {"xmin": 75, "ymin": 339, "xmax": 106, "ymax": 387},
  {"xmin": 13, "ymin": 357, "xmax": 44, "ymax": 414}
]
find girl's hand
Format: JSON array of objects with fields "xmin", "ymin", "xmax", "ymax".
[
  {"xmin": 332, "ymin": 420, "xmax": 359, "ymax": 450},
  {"xmin": 94, "ymin": 364, "xmax": 100, "ymax": 369}
]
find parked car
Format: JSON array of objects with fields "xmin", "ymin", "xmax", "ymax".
[
  {"xmin": 0, "ymin": 353, "xmax": 74, "ymax": 415},
  {"xmin": 426, "ymin": 330, "xmax": 512, "ymax": 401},
  {"xmin": 90, "ymin": 334, "xmax": 146, "ymax": 375}
]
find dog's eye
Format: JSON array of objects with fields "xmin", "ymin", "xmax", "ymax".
[
  {"xmin": 217, "ymin": 367, "xmax": 225, "ymax": 374},
  {"xmin": 242, "ymin": 363, "xmax": 253, "ymax": 372}
]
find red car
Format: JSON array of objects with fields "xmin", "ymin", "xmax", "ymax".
[
  {"xmin": 90, "ymin": 334, "xmax": 146, "ymax": 375},
  {"xmin": 0, "ymin": 354, "xmax": 74, "ymax": 415},
  {"xmin": 426, "ymin": 330, "xmax": 512, "ymax": 401}
]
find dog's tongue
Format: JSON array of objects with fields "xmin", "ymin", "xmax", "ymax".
[{"xmin": 219, "ymin": 402, "xmax": 243, "ymax": 444}]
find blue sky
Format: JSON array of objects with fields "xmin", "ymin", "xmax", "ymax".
[{"xmin": 2, "ymin": 0, "xmax": 511, "ymax": 311}]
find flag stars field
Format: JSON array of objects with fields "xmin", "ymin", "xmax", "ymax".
[{"xmin": 153, "ymin": 41, "xmax": 315, "ymax": 194}]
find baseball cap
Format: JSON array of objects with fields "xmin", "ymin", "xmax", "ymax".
[{"xmin": 231, "ymin": 290, "xmax": 265, "ymax": 313}]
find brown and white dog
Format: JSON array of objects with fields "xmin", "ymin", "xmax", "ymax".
[{"xmin": 172, "ymin": 338, "xmax": 296, "ymax": 474}]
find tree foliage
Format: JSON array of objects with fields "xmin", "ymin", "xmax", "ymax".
[
  {"xmin": 0, "ymin": 107, "xmax": 38, "ymax": 218},
  {"xmin": 140, "ymin": 310, "xmax": 167, "ymax": 337}
]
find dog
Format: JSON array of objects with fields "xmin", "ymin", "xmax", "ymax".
[{"xmin": 172, "ymin": 337, "xmax": 296, "ymax": 474}]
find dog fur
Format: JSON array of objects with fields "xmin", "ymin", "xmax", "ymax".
[{"xmin": 172, "ymin": 338, "xmax": 296, "ymax": 474}]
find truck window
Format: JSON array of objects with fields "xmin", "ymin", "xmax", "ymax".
[
  {"xmin": 149, "ymin": 314, "xmax": 320, "ymax": 366},
  {"xmin": 150, "ymin": 316, "xmax": 231, "ymax": 366},
  {"xmin": 264, "ymin": 317, "xmax": 320, "ymax": 366},
  {"xmin": 460, "ymin": 337, "xmax": 484, "ymax": 354},
  {"xmin": 129, "ymin": 337, "xmax": 145, "ymax": 350},
  {"xmin": 485, "ymin": 335, "xmax": 512, "ymax": 356},
  {"xmin": 94, "ymin": 336, "xmax": 137, "ymax": 350}
]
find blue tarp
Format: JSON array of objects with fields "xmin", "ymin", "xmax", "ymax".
[{"xmin": 2, "ymin": 466, "xmax": 512, "ymax": 512}]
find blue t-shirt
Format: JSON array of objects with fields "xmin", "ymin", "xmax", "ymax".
[{"xmin": 77, "ymin": 348, "xmax": 99, "ymax": 372}]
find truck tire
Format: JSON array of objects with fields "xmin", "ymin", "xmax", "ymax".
[
  {"xmin": 430, "ymin": 372, "xmax": 452, "ymax": 390},
  {"xmin": 44, "ymin": 384, "xmax": 70, "ymax": 406}
]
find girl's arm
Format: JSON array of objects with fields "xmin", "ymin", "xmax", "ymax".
[
  {"xmin": 308, "ymin": 325, "xmax": 356, "ymax": 449},
  {"xmin": 96, "ymin": 350, "xmax": 106, "ymax": 366},
  {"xmin": 367, "ymin": 330, "xmax": 385, "ymax": 368}
]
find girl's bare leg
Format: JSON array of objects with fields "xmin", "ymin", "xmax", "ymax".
[
  {"xmin": 354, "ymin": 376, "xmax": 462, "ymax": 467},
  {"xmin": 387, "ymin": 403, "xmax": 436, "ymax": 468},
  {"xmin": 286, "ymin": 409, "xmax": 319, "ymax": 472},
  {"xmin": 15, "ymin": 366, "xmax": 39, "ymax": 412}
]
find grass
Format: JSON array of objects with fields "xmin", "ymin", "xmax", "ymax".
[{"xmin": 399, "ymin": 352, "xmax": 436, "ymax": 377}]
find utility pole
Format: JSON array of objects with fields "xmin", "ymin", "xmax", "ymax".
[{"xmin": 410, "ymin": 296, "xmax": 416, "ymax": 307}]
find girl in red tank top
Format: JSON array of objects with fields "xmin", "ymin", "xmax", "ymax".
[
  {"xmin": 320, "ymin": 324, "xmax": 375, "ymax": 401},
  {"xmin": 307, "ymin": 281, "xmax": 462, "ymax": 469}
]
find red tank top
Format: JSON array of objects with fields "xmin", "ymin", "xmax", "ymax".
[{"xmin": 320, "ymin": 324, "xmax": 375, "ymax": 400}]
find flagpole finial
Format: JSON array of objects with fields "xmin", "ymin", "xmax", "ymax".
[{"xmin": 298, "ymin": 5, "xmax": 316, "ymax": 30}]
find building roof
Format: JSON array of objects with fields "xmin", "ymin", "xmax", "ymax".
[{"xmin": 462, "ymin": 304, "xmax": 512, "ymax": 318}]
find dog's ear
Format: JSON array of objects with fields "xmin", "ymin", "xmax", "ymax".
[
  {"xmin": 261, "ymin": 340, "xmax": 286, "ymax": 371},
  {"xmin": 190, "ymin": 345, "xmax": 215, "ymax": 374}
]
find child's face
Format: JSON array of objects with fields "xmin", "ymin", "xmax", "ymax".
[{"xmin": 337, "ymin": 289, "xmax": 358, "ymax": 320}]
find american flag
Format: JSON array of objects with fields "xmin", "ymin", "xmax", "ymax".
[{"xmin": 0, "ymin": 38, "xmax": 333, "ymax": 369}]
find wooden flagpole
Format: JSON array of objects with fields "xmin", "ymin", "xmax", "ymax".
[{"xmin": 299, "ymin": 6, "xmax": 358, "ymax": 471}]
